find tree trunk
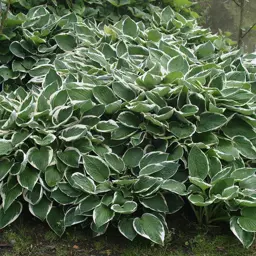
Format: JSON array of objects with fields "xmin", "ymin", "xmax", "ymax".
[{"xmin": 238, "ymin": 0, "xmax": 245, "ymax": 48}]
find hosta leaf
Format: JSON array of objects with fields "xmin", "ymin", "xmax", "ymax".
[
  {"xmin": 64, "ymin": 207, "xmax": 86, "ymax": 227},
  {"xmin": 71, "ymin": 173, "xmax": 96, "ymax": 194},
  {"xmin": 73, "ymin": 138, "xmax": 94, "ymax": 154},
  {"xmin": 24, "ymin": 184, "xmax": 43, "ymax": 205},
  {"xmin": 188, "ymin": 146, "xmax": 209, "ymax": 179},
  {"xmin": 133, "ymin": 213, "xmax": 165, "ymax": 245},
  {"xmin": 28, "ymin": 147, "xmax": 53, "ymax": 172},
  {"xmin": 150, "ymin": 161, "xmax": 179, "ymax": 179},
  {"xmin": 126, "ymin": 102, "xmax": 155, "ymax": 113},
  {"xmin": 10, "ymin": 41, "xmax": 25, "ymax": 59},
  {"xmin": 0, "ymin": 159, "xmax": 13, "ymax": 181},
  {"xmin": 57, "ymin": 149, "xmax": 80, "ymax": 168},
  {"xmin": 231, "ymin": 168, "xmax": 255, "ymax": 181},
  {"xmin": 96, "ymin": 120, "xmax": 118, "ymax": 133},
  {"xmin": 189, "ymin": 177, "xmax": 211, "ymax": 191},
  {"xmin": 45, "ymin": 166, "xmax": 62, "ymax": 187},
  {"xmin": 55, "ymin": 34, "xmax": 77, "ymax": 51},
  {"xmin": 0, "ymin": 202, "xmax": 23, "ymax": 229},
  {"xmin": 169, "ymin": 121, "xmax": 196, "ymax": 139},
  {"xmin": 79, "ymin": 195, "xmax": 101, "ymax": 213},
  {"xmin": 196, "ymin": 41, "xmax": 215, "ymax": 59},
  {"xmin": 111, "ymin": 125, "xmax": 137, "ymax": 140},
  {"xmin": 215, "ymin": 138, "xmax": 239, "ymax": 162},
  {"xmin": 96, "ymin": 181, "xmax": 112, "ymax": 193},
  {"xmin": 93, "ymin": 86, "xmax": 117, "ymax": 105},
  {"xmin": 188, "ymin": 194, "xmax": 214, "ymax": 207},
  {"xmin": 123, "ymin": 147, "xmax": 143, "ymax": 168},
  {"xmin": 52, "ymin": 106, "xmax": 73, "ymax": 126},
  {"xmin": 118, "ymin": 218, "xmax": 137, "ymax": 241},
  {"xmin": 2, "ymin": 184, "xmax": 23, "ymax": 212},
  {"xmin": 93, "ymin": 204, "xmax": 115, "ymax": 228},
  {"xmin": 139, "ymin": 163, "xmax": 164, "ymax": 176},
  {"xmin": 168, "ymin": 55, "xmax": 189, "ymax": 74},
  {"xmin": 222, "ymin": 117, "xmax": 256, "ymax": 140},
  {"xmin": 230, "ymin": 217, "xmax": 255, "ymax": 248},
  {"xmin": 29, "ymin": 196, "xmax": 52, "ymax": 221},
  {"xmin": 241, "ymin": 208, "xmax": 256, "ymax": 218},
  {"xmin": 111, "ymin": 201, "xmax": 137, "ymax": 214},
  {"xmin": 83, "ymin": 155, "xmax": 110, "ymax": 183},
  {"xmin": 139, "ymin": 152, "xmax": 168, "ymax": 169},
  {"xmin": 18, "ymin": 167, "xmax": 39, "ymax": 191},
  {"xmin": 12, "ymin": 130, "xmax": 31, "ymax": 146},
  {"xmin": 235, "ymin": 199, "xmax": 256, "ymax": 207},
  {"xmin": 31, "ymin": 134, "xmax": 56, "ymax": 146},
  {"xmin": 233, "ymin": 136, "xmax": 256, "ymax": 159},
  {"xmin": 134, "ymin": 176, "xmax": 161, "ymax": 194},
  {"xmin": 59, "ymin": 125, "xmax": 87, "ymax": 142},
  {"xmin": 197, "ymin": 113, "xmax": 227, "ymax": 133},
  {"xmin": 46, "ymin": 207, "xmax": 65, "ymax": 237},
  {"xmin": 0, "ymin": 140, "xmax": 13, "ymax": 156},
  {"xmin": 50, "ymin": 90, "xmax": 68, "ymax": 109},
  {"xmin": 117, "ymin": 112, "xmax": 141, "ymax": 128},
  {"xmin": 238, "ymin": 217, "xmax": 256, "ymax": 232},
  {"xmin": 91, "ymin": 221, "xmax": 109, "ymax": 237},
  {"xmin": 208, "ymin": 156, "xmax": 222, "ymax": 178},
  {"xmin": 51, "ymin": 189, "xmax": 75, "ymax": 205},
  {"xmin": 161, "ymin": 179, "xmax": 187, "ymax": 195},
  {"xmin": 29, "ymin": 65, "xmax": 53, "ymax": 77},
  {"xmin": 148, "ymin": 29, "xmax": 162, "ymax": 42},
  {"xmin": 217, "ymin": 186, "xmax": 239, "ymax": 200},
  {"xmin": 240, "ymin": 176, "xmax": 256, "ymax": 189},
  {"xmin": 123, "ymin": 17, "xmax": 138, "ymax": 37},
  {"xmin": 209, "ymin": 178, "xmax": 234, "ymax": 196},
  {"xmin": 58, "ymin": 182, "xmax": 81, "ymax": 198},
  {"xmin": 140, "ymin": 193, "xmax": 168, "ymax": 212},
  {"xmin": 105, "ymin": 153, "xmax": 125, "ymax": 173}
]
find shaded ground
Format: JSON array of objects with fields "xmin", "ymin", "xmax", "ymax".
[{"xmin": 0, "ymin": 212, "xmax": 256, "ymax": 256}]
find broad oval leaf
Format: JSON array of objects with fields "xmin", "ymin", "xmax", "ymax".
[
  {"xmin": 188, "ymin": 146, "xmax": 209, "ymax": 179},
  {"xmin": 0, "ymin": 202, "xmax": 23, "ymax": 229},
  {"xmin": 133, "ymin": 213, "xmax": 165, "ymax": 245},
  {"xmin": 93, "ymin": 204, "xmax": 115, "ymax": 228},
  {"xmin": 46, "ymin": 207, "xmax": 65, "ymax": 237},
  {"xmin": 83, "ymin": 155, "xmax": 110, "ymax": 183},
  {"xmin": 28, "ymin": 147, "xmax": 53, "ymax": 172}
]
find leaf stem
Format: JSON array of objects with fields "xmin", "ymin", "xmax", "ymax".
[
  {"xmin": 242, "ymin": 22, "xmax": 256, "ymax": 39},
  {"xmin": 208, "ymin": 216, "xmax": 230, "ymax": 224},
  {"xmin": 189, "ymin": 201, "xmax": 202, "ymax": 225}
]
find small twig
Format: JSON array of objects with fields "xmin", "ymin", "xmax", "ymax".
[
  {"xmin": 242, "ymin": 22, "xmax": 256, "ymax": 38},
  {"xmin": 232, "ymin": 0, "xmax": 241, "ymax": 7},
  {"xmin": 0, "ymin": 243, "xmax": 12, "ymax": 248}
]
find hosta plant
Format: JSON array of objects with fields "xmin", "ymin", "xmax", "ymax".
[{"xmin": 1, "ymin": 0, "xmax": 256, "ymax": 247}]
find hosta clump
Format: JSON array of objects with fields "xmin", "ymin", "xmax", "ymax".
[{"xmin": 1, "ymin": 0, "xmax": 256, "ymax": 247}]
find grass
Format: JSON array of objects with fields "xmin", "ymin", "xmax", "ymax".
[{"xmin": 0, "ymin": 213, "xmax": 256, "ymax": 256}]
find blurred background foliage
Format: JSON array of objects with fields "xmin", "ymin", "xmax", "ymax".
[{"xmin": 194, "ymin": 0, "xmax": 256, "ymax": 52}]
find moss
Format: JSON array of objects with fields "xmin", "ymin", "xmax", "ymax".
[
  {"xmin": 55, "ymin": 245, "xmax": 71, "ymax": 256},
  {"xmin": 3, "ymin": 227, "xmax": 33, "ymax": 255},
  {"xmin": 94, "ymin": 240, "xmax": 105, "ymax": 251},
  {"xmin": 1, "ymin": 217, "xmax": 255, "ymax": 256},
  {"xmin": 44, "ymin": 231, "xmax": 59, "ymax": 243}
]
